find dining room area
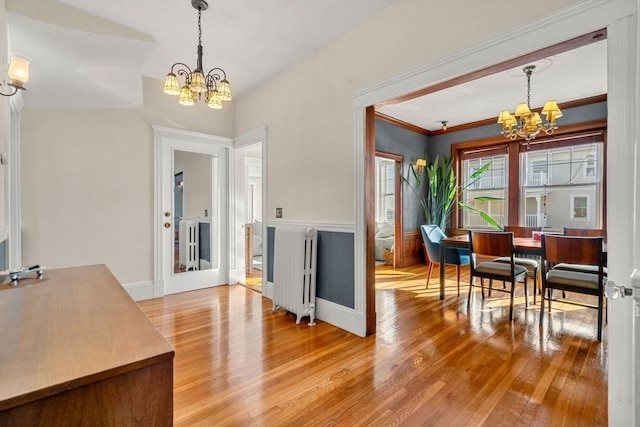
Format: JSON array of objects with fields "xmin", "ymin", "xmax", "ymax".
[{"xmin": 373, "ymin": 233, "xmax": 608, "ymax": 425}]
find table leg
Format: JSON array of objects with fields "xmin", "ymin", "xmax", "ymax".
[{"xmin": 439, "ymin": 242, "xmax": 445, "ymax": 300}]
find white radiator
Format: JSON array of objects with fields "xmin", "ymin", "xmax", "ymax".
[
  {"xmin": 273, "ymin": 226, "xmax": 318, "ymax": 326},
  {"xmin": 179, "ymin": 219, "xmax": 199, "ymax": 271}
]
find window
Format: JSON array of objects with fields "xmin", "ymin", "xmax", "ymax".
[
  {"xmin": 376, "ymin": 158, "xmax": 395, "ymax": 223},
  {"xmin": 571, "ymin": 195, "xmax": 589, "ymax": 220},
  {"xmin": 454, "ymin": 130, "xmax": 605, "ymax": 231},
  {"xmin": 460, "ymin": 150, "xmax": 508, "ymax": 228},
  {"xmin": 522, "ymin": 142, "xmax": 602, "ymax": 229}
]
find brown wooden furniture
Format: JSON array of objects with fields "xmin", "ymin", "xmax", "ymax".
[
  {"xmin": 496, "ymin": 226, "xmax": 542, "ymax": 303},
  {"xmin": 540, "ymin": 235, "xmax": 606, "ymax": 340},
  {"xmin": 467, "ymin": 231, "xmax": 529, "ymax": 320},
  {"xmin": 439, "ymin": 234, "xmax": 542, "ymax": 300},
  {"xmin": 0, "ymin": 265, "xmax": 174, "ymax": 425},
  {"xmin": 563, "ymin": 227, "xmax": 607, "ymax": 239}
]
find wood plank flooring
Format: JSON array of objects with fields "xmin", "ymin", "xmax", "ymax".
[{"xmin": 138, "ymin": 263, "xmax": 607, "ymax": 426}]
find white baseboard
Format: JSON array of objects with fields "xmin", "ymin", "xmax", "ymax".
[
  {"xmin": 267, "ymin": 281, "xmax": 361, "ymax": 335},
  {"xmin": 264, "ymin": 281, "xmax": 274, "ymax": 300},
  {"xmin": 315, "ymin": 298, "xmax": 365, "ymax": 337},
  {"xmin": 229, "ymin": 268, "xmax": 246, "ymax": 285},
  {"xmin": 123, "ymin": 280, "xmax": 154, "ymax": 301}
]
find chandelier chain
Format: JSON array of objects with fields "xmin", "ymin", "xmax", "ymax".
[
  {"xmin": 526, "ymin": 70, "xmax": 531, "ymax": 108},
  {"xmin": 198, "ymin": 8, "xmax": 202, "ymax": 46}
]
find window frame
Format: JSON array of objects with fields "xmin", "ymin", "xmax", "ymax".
[
  {"xmin": 570, "ymin": 194, "xmax": 590, "ymax": 221},
  {"xmin": 451, "ymin": 120, "xmax": 607, "ymax": 231}
]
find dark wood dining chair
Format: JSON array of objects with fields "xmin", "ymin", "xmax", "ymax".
[
  {"xmin": 493, "ymin": 226, "xmax": 542, "ymax": 303},
  {"xmin": 468, "ymin": 231, "xmax": 529, "ymax": 320},
  {"xmin": 563, "ymin": 227, "xmax": 607, "ymax": 240},
  {"xmin": 539, "ymin": 234, "xmax": 606, "ymax": 340},
  {"xmin": 556, "ymin": 227, "xmax": 608, "ymax": 275}
]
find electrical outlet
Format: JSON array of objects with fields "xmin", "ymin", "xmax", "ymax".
[{"xmin": 276, "ymin": 207, "xmax": 283, "ymax": 218}]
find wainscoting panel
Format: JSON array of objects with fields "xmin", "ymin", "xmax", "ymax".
[
  {"xmin": 266, "ymin": 221, "xmax": 360, "ymax": 335},
  {"xmin": 397, "ymin": 230, "xmax": 423, "ymax": 268}
]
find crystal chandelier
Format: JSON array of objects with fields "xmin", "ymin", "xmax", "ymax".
[
  {"xmin": 163, "ymin": 0, "xmax": 231, "ymax": 109},
  {"xmin": 497, "ymin": 65, "xmax": 562, "ymax": 143}
]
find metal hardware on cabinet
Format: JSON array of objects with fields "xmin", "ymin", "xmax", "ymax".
[
  {"xmin": 164, "ymin": 222, "xmax": 171, "ymax": 228},
  {"xmin": 164, "ymin": 212, "xmax": 171, "ymax": 217}
]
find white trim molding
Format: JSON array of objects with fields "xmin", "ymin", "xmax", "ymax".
[
  {"xmin": 266, "ymin": 219, "xmax": 355, "ymax": 234},
  {"xmin": 123, "ymin": 280, "xmax": 154, "ymax": 301}
]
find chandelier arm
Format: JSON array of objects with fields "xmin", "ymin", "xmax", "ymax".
[
  {"xmin": 207, "ymin": 67, "xmax": 227, "ymax": 80},
  {"xmin": 171, "ymin": 62, "xmax": 193, "ymax": 75},
  {"xmin": 205, "ymin": 73, "xmax": 219, "ymax": 91},
  {"xmin": 0, "ymin": 83, "xmax": 20, "ymax": 97}
]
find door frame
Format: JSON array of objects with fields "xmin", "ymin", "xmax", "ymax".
[
  {"xmin": 374, "ymin": 151, "xmax": 403, "ymax": 268},
  {"xmin": 153, "ymin": 126, "xmax": 233, "ymax": 297},
  {"xmin": 354, "ymin": 1, "xmax": 637, "ymax": 423},
  {"xmin": 231, "ymin": 127, "xmax": 268, "ymax": 293}
]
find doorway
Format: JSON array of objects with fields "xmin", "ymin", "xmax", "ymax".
[
  {"xmin": 231, "ymin": 127, "xmax": 267, "ymax": 295},
  {"xmin": 374, "ymin": 151, "xmax": 403, "ymax": 269},
  {"xmin": 242, "ymin": 144, "xmax": 263, "ymax": 292},
  {"xmin": 153, "ymin": 127, "xmax": 232, "ymax": 296}
]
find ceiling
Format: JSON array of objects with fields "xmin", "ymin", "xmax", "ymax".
[
  {"xmin": 378, "ymin": 40, "xmax": 607, "ymax": 132},
  {"xmin": 6, "ymin": 0, "xmax": 397, "ymax": 108},
  {"xmin": 5, "ymin": 0, "xmax": 607, "ymax": 128}
]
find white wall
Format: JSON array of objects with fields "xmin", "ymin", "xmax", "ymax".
[
  {"xmin": 234, "ymin": 0, "xmax": 578, "ymax": 223},
  {"xmin": 20, "ymin": 76, "xmax": 234, "ymax": 284},
  {"xmin": 15, "ymin": 0, "xmax": 577, "ymax": 285}
]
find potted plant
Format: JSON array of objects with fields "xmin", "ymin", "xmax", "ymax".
[{"xmin": 402, "ymin": 155, "xmax": 501, "ymax": 231}]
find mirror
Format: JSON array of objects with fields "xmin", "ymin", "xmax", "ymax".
[{"xmin": 173, "ymin": 150, "xmax": 213, "ymax": 274}]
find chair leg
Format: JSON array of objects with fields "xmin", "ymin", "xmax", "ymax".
[
  {"xmin": 524, "ymin": 277, "xmax": 529, "ymax": 307},
  {"xmin": 597, "ymin": 294, "xmax": 604, "ymax": 341},
  {"xmin": 426, "ymin": 263, "xmax": 434, "ymax": 289},
  {"xmin": 539, "ymin": 285, "xmax": 545, "ymax": 327},
  {"xmin": 456, "ymin": 265, "xmax": 461, "ymax": 297},
  {"xmin": 547, "ymin": 289, "xmax": 552, "ymax": 313},
  {"xmin": 467, "ymin": 277, "xmax": 474, "ymax": 308},
  {"xmin": 481, "ymin": 278, "xmax": 485, "ymax": 300},
  {"xmin": 532, "ymin": 270, "xmax": 538, "ymax": 305},
  {"xmin": 488, "ymin": 279, "xmax": 493, "ymax": 297},
  {"xmin": 509, "ymin": 281, "xmax": 515, "ymax": 320}
]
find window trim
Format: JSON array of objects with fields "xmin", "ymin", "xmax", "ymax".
[
  {"xmin": 570, "ymin": 194, "xmax": 590, "ymax": 221},
  {"xmin": 451, "ymin": 120, "xmax": 607, "ymax": 231}
]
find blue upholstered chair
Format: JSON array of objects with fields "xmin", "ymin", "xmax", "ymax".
[{"xmin": 420, "ymin": 225, "xmax": 470, "ymax": 296}]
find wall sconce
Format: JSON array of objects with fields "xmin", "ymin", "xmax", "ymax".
[
  {"xmin": 0, "ymin": 53, "xmax": 31, "ymax": 97},
  {"xmin": 415, "ymin": 158, "xmax": 426, "ymax": 173}
]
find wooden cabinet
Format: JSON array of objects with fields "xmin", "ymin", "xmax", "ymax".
[{"xmin": 0, "ymin": 265, "xmax": 174, "ymax": 426}]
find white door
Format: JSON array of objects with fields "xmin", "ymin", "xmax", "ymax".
[
  {"xmin": 605, "ymin": 11, "xmax": 638, "ymax": 426},
  {"xmin": 154, "ymin": 127, "xmax": 231, "ymax": 295}
]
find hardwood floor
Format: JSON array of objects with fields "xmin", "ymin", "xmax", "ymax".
[{"xmin": 138, "ymin": 263, "xmax": 607, "ymax": 426}]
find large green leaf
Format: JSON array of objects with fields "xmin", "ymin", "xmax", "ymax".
[{"xmin": 400, "ymin": 155, "xmax": 500, "ymax": 231}]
